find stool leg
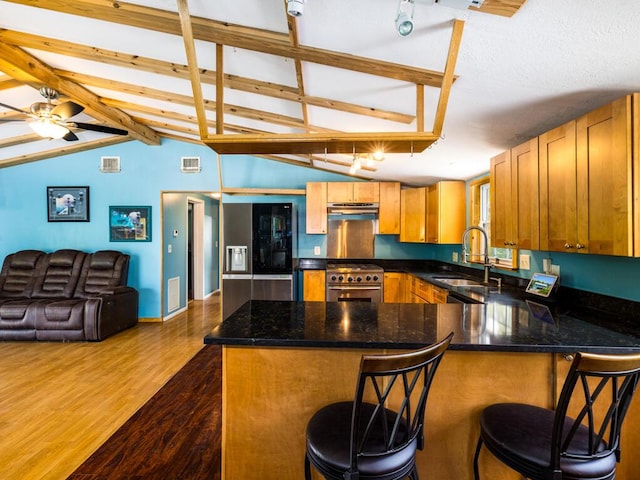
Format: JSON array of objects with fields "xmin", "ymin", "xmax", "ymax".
[
  {"xmin": 304, "ymin": 453, "xmax": 312, "ymax": 480},
  {"xmin": 473, "ymin": 436, "xmax": 484, "ymax": 480}
]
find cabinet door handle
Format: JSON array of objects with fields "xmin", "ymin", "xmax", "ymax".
[
  {"xmin": 576, "ymin": 243, "xmax": 585, "ymax": 250},
  {"xmin": 564, "ymin": 243, "xmax": 574, "ymax": 249}
]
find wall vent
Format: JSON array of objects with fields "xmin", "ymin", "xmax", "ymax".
[
  {"xmin": 181, "ymin": 156, "xmax": 201, "ymax": 173},
  {"xmin": 168, "ymin": 277, "xmax": 180, "ymax": 312},
  {"xmin": 100, "ymin": 156, "xmax": 121, "ymax": 173}
]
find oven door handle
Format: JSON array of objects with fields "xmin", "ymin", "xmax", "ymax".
[{"xmin": 327, "ymin": 286, "xmax": 381, "ymax": 290}]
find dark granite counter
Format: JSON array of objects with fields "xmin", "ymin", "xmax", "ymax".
[{"xmin": 204, "ymin": 300, "xmax": 640, "ymax": 353}]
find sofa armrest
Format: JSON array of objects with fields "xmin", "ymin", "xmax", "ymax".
[{"xmin": 83, "ymin": 287, "xmax": 139, "ymax": 341}]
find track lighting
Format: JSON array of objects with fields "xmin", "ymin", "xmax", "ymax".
[
  {"xmin": 395, "ymin": 0, "xmax": 415, "ymax": 36},
  {"xmin": 287, "ymin": 0, "xmax": 305, "ymax": 17}
]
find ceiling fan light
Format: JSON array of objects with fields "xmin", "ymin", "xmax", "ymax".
[{"xmin": 28, "ymin": 118, "xmax": 70, "ymax": 139}]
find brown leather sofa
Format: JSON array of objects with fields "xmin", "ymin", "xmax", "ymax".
[{"xmin": 0, "ymin": 249, "xmax": 139, "ymax": 341}]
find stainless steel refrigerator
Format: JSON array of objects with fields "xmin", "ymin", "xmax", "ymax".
[{"xmin": 222, "ymin": 203, "xmax": 295, "ymax": 320}]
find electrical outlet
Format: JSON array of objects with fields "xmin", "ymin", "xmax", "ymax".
[
  {"xmin": 452, "ymin": 252, "xmax": 459, "ymax": 262},
  {"xmin": 551, "ymin": 264, "xmax": 560, "ymax": 276},
  {"xmin": 519, "ymin": 254, "xmax": 530, "ymax": 270},
  {"xmin": 313, "ymin": 246, "xmax": 321, "ymax": 256}
]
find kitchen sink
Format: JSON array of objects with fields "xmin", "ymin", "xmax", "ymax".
[{"xmin": 432, "ymin": 277, "xmax": 487, "ymax": 288}]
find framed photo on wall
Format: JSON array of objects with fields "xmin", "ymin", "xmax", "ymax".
[
  {"xmin": 47, "ymin": 186, "xmax": 90, "ymax": 222},
  {"xmin": 109, "ymin": 205, "xmax": 152, "ymax": 242}
]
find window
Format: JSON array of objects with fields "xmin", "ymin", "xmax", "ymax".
[{"xmin": 469, "ymin": 177, "xmax": 517, "ymax": 269}]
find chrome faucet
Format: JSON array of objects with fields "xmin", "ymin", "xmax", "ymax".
[{"xmin": 461, "ymin": 226, "xmax": 492, "ymax": 284}]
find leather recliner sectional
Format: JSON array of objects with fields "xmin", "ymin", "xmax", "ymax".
[{"xmin": 0, "ymin": 249, "xmax": 139, "ymax": 341}]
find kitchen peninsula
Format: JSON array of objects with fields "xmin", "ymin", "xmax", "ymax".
[{"xmin": 205, "ymin": 295, "xmax": 640, "ymax": 480}]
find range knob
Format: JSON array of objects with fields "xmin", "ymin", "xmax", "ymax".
[
  {"xmin": 365, "ymin": 275, "xmax": 372, "ymax": 281},
  {"xmin": 372, "ymin": 275, "xmax": 379, "ymax": 282},
  {"xmin": 347, "ymin": 275, "xmax": 354, "ymax": 282},
  {"xmin": 338, "ymin": 275, "xmax": 344, "ymax": 282},
  {"xmin": 330, "ymin": 275, "xmax": 338, "ymax": 282},
  {"xmin": 356, "ymin": 276, "xmax": 363, "ymax": 282}
]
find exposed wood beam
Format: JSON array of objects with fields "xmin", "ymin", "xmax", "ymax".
[
  {"xmin": 221, "ymin": 187, "xmax": 306, "ymax": 195},
  {"xmin": 176, "ymin": 0, "xmax": 208, "ymax": 138},
  {"xmin": 432, "ymin": 19, "xmax": 465, "ymax": 137},
  {"xmin": 0, "ymin": 29, "xmax": 414, "ymax": 124},
  {"xmin": 0, "ymin": 136, "xmax": 130, "ymax": 168},
  {"xmin": 57, "ymin": 70, "xmax": 339, "ymax": 133},
  {"xmin": 3, "ymin": 0, "xmax": 452, "ymax": 87},
  {"xmin": 0, "ymin": 42, "xmax": 160, "ymax": 145},
  {"xmin": 215, "ymin": 44, "xmax": 224, "ymax": 135},
  {"xmin": 0, "ymin": 75, "xmax": 23, "ymax": 91},
  {"xmin": 285, "ymin": 3, "xmax": 310, "ymax": 132},
  {"xmin": 471, "ymin": 0, "xmax": 527, "ymax": 18}
]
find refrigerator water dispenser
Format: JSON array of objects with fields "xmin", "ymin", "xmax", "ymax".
[{"xmin": 226, "ymin": 246, "xmax": 248, "ymax": 272}]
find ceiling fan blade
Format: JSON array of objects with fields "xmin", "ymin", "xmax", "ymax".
[
  {"xmin": 71, "ymin": 122, "xmax": 128, "ymax": 136},
  {"xmin": 51, "ymin": 101, "xmax": 84, "ymax": 120},
  {"xmin": 0, "ymin": 102, "xmax": 30, "ymax": 116},
  {"xmin": 63, "ymin": 130, "xmax": 79, "ymax": 141}
]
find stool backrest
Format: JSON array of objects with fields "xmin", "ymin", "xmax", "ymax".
[
  {"xmin": 349, "ymin": 333, "xmax": 453, "ymax": 474},
  {"xmin": 552, "ymin": 351, "xmax": 640, "ymax": 469}
]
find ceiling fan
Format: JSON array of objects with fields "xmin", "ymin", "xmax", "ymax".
[{"xmin": 0, "ymin": 87, "xmax": 128, "ymax": 141}]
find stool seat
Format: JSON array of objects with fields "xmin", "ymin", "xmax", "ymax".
[
  {"xmin": 480, "ymin": 403, "xmax": 615, "ymax": 480},
  {"xmin": 306, "ymin": 401, "xmax": 416, "ymax": 479}
]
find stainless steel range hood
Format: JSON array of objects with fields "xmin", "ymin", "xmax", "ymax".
[{"xmin": 327, "ymin": 202, "xmax": 379, "ymax": 215}]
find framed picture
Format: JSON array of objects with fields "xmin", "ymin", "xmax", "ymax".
[
  {"xmin": 109, "ymin": 206, "xmax": 152, "ymax": 242},
  {"xmin": 47, "ymin": 186, "xmax": 90, "ymax": 222}
]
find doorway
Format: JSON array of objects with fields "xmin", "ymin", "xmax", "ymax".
[{"xmin": 188, "ymin": 198, "xmax": 205, "ymax": 301}]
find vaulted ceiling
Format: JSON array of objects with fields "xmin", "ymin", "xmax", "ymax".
[{"xmin": 1, "ymin": 0, "xmax": 639, "ymax": 185}]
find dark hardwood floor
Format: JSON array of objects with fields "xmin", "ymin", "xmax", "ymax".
[{"xmin": 68, "ymin": 340, "xmax": 222, "ymax": 479}]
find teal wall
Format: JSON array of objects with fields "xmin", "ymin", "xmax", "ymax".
[{"xmin": 1, "ymin": 139, "xmax": 639, "ymax": 321}]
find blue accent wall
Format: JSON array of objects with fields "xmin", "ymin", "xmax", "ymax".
[{"xmin": 2, "ymin": 139, "xmax": 639, "ymax": 321}]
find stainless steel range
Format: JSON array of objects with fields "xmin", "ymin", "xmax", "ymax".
[{"xmin": 326, "ymin": 263, "xmax": 384, "ymax": 303}]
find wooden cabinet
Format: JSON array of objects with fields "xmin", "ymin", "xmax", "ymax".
[
  {"xmin": 490, "ymin": 138, "xmax": 540, "ymax": 250},
  {"xmin": 575, "ymin": 96, "xmax": 636, "ymax": 256},
  {"xmin": 327, "ymin": 182, "xmax": 379, "ymax": 203},
  {"xmin": 378, "ymin": 182, "xmax": 401, "ymax": 234},
  {"xmin": 400, "ymin": 181, "xmax": 466, "ymax": 244},
  {"xmin": 402, "ymin": 274, "xmax": 448, "ymax": 304},
  {"xmin": 400, "ymin": 187, "xmax": 426, "ymax": 242},
  {"xmin": 383, "ymin": 272, "xmax": 405, "ymax": 303},
  {"xmin": 537, "ymin": 95, "xmax": 638, "ymax": 256},
  {"xmin": 303, "ymin": 270, "xmax": 326, "ymax": 301},
  {"xmin": 305, "ymin": 182, "xmax": 327, "ymax": 234},
  {"xmin": 426, "ymin": 181, "xmax": 466, "ymax": 244}
]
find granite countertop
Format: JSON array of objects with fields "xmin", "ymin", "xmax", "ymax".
[{"xmin": 204, "ymin": 300, "xmax": 640, "ymax": 354}]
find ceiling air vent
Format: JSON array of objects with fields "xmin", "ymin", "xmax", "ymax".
[
  {"xmin": 100, "ymin": 156, "xmax": 121, "ymax": 173},
  {"xmin": 181, "ymin": 156, "xmax": 201, "ymax": 173}
]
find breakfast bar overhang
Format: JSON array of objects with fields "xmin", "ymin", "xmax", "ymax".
[{"xmin": 205, "ymin": 300, "xmax": 640, "ymax": 480}]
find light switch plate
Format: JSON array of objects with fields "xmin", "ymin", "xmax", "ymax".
[
  {"xmin": 520, "ymin": 254, "xmax": 530, "ymax": 270},
  {"xmin": 313, "ymin": 246, "xmax": 321, "ymax": 256},
  {"xmin": 551, "ymin": 264, "xmax": 560, "ymax": 276},
  {"xmin": 452, "ymin": 252, "xmax": 459, "ymax": 262}
]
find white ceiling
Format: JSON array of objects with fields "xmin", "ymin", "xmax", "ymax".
[{"xmin": 1, "ymin": 0, "xmax": 639, "ymax": 185}]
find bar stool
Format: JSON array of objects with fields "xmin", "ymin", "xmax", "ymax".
[
  {"xmin": 304, "ymin": 332, "xmax": 454, "ymax": 480},
  {"xmin": 473, "ymin": 351, "xmax": 640, "ymax": 480}
]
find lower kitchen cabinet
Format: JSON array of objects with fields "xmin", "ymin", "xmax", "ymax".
[
  {"xmin": 383, "ymin": 272, "xmax": 406, "ymax": 303},
  {"xmin": 303, "ymin": 270, "xmax": 326, "ymax": 301}
]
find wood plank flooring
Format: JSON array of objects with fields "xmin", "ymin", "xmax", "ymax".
[{"xmin": 0, "ymin": 295, "xmax": 221, "ymax": 480}]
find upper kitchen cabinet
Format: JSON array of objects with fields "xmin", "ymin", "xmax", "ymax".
[
  {"xmin": 306, "ymin": 182, "xmax": 327, "ymax": 234},
  {"xmin": 378, "ymin": 182, "xmax": 401, "ymax": 234},
  {"xmin": 426, "ymin": 181, "xmax": 466, "ymax": 244},
  {"xmin": 326, "ymin": 182, "xmax": 379, "ymax": 203},
  {"xmin": 306, "ymin": 182, "xmax": 400, "ymax": 234},
  {"xmin": 400, "ymin": 187, "xmax": 427, "ymax": 242},
  {"xmin": 400, "ymin": 181, "xmax": 466, "ymax": 244},
  {"xmin": 490, "ymin": 138, "xmax": 540, "ymax": 250},
  {"xmin": 539, "ymin": 95, "xmax": 638, "ymax": 256}
]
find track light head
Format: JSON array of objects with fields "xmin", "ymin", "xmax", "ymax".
[
  {"xmin": 395, "ymin": 0, "xmax": 416, "ymax": 36},
  {"xmin": 287, "ymin": 0, "xmax": 305, "ymax": 17}
]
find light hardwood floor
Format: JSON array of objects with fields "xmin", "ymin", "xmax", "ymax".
[{"xmin": 0, "ymin": 294, "xmax": 221, "ymax": 480}]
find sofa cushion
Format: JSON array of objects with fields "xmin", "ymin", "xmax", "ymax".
[
  {"xmin": 31, "ymin": 250, "xmax": 86, "ymax": 299},
  {"xmin": 0, "ymin": 250, "xmax": 45, "ymax": 298},
  {"xmin": 74, "ymin": 250, "xmax": 130, "ymax": 298}
]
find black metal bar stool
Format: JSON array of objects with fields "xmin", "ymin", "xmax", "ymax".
[
  {"xmin": 473, "ymin": 351, "xmax": 640, "ymax": 480},
  {"xmin": 304, "ymin": 332, "xmax": 454, "ymax": 480}
]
